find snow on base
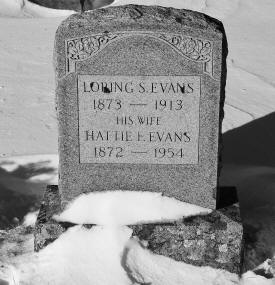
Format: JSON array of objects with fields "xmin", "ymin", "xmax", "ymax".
[
  {"xmin": 55, "ymin": 191, "xmax": 211, "ymax": 226},
  {"xmin": 125, "ymin": 238, "xmax": 239, "ymax": 285}
]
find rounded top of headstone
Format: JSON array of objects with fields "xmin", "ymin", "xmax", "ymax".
[{"xmin": 56, "ymin": 5, "xmax": 225, "ymax": 38}]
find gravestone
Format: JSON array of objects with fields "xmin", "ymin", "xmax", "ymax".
[
  {"xmin": 55, "ymin": 4, "xmax": 227, "ymax": 210},
  {"xmin": 35, "ymin": 5, "xmax": 243, "ymax": 273}
]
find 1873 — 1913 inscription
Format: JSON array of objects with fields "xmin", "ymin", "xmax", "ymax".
[{"xmin": 78, "ymin": 75, "xmax": 200, "ymax": 164}]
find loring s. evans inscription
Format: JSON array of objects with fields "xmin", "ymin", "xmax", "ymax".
[{"xmin": 78, "ymin": 75, "xmax": 201, "ymax": 164}]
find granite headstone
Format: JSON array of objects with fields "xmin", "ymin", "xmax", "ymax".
[
  {"xmin": 55, "ymin": 5, "xmax": 227, "ymax": 209},
  {"xmin": 35, "ymin": 8, "xmax": 243, "ymax": 274}
]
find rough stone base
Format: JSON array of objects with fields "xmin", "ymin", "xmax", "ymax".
[
  {"xmin": 34, "ymin": 185, "xmax": 75, "ymax": 251},
  {"xmin": 35, "ymin": 186, "xmax": 243, "ymax": 274},
  {"xmin": 131, "ymin": 205, "xmax": 244, "ymax": 274}
]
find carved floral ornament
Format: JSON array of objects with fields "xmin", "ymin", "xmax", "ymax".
[{"xmin": 65, "ymin": 32, "xmax": 213, "ymax": 76}]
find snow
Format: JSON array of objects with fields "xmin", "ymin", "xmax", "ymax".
[
  {"xmin": 0, "ymin": 154, "xmax": 272, "ymax": 285},
  {"xmin": 22, "ymin": 211, "xmax": 38, "ymax": 227},
  {"xmin": 2, "ymin": 226, "xmax": 133, "ymax": 285},
  {"xmin": 125, "ymin": 238, "xmax": 240, "ymax": 285},
  {"xmin": 223, "ymin": 62, "xmax": 275, "ymax": 131},
  {"xmin": 0, "ymin": 154, "xmax": 58, "ymax": 191},
  {"xmin": 0, "ymin": 0, "xmax": 75, "ymax": 18},
  {"xmin": 0, "ymin": 0, "xmax": 23, "ymax": 17},
  {"xmin": 0, "ymin": 264, "xmax": 19, "ymax": 285},
  {"xmin": 55, "ymin": 191, "xmax": 211, "ymax": 226},
  {"xmin": 0, "ymin": 17, "xmax": 60, "ymax": 157},
  {"xmin": 22, "ymin": 1, "xmax": 75, "ymax": 18},
  {"xmin": 0, "ymin": 154, "xmax": 58, "ymax": 173},
  {"xmin": 240, "ymin": 272, "xmax": 274, "ymax": 285},
  {"xmin": 1, "ymin": 225, "xmax": 273, "ymax": 285},
  {"xmin": 17, "ymin": 226, "xmax": 132, "ymax": 285}
]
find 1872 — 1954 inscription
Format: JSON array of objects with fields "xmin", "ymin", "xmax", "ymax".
[{"xmin": 78, "ymin": 75, "xmax": 200, "ymax": 164}]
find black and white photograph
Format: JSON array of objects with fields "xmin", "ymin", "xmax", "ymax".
[{"xmin": 0, "ymin": 0, "xmax": 274, "ymax": 284}]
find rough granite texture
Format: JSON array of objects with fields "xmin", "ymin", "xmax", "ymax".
[
  {"xmin": 34, "ymin": 189, "xmax": 244, "ymax": 275},
  {"xmin": 34, "ymin": 185, "xmax": 76, "ymax": 251},
  {"xmin": 35, "ymin": 189, "xmax": 243, "ymax": 272},
  {"xmin": 55, "ymin": 5, "xmax": 227, "ymax": 210},
  {"xmin": 131, "ymin": 205, "xmax": 243, "ymax": 274},
  {"xmin": 34, "ymin": 185, "xmax": 238, "ymax": 253}
]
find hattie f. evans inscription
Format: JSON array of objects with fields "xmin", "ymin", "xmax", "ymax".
[{"xmin": 78, "ymin": 75, "xmax": 201, "ymax": 164}]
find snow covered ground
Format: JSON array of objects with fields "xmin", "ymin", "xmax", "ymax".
[
  {"xmin": 0, "ymin": 197, "xmax": 274, "ymax": 285},
  {"xmin": 0, "ymin": 0, "xmax": 275, "ymax": 284}
]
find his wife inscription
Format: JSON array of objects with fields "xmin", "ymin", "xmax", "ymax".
[{"xmin": 78, "ymin": 75, "xmax": 200, "ymax": 164}]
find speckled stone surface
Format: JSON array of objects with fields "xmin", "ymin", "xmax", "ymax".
[
  {"xmin": 34, "ymin": 185, "xmax": 74, "ymax": 251},
  {"xmin": 34, "ymin": 185, "xmax": 238, "ymax": 252},
  {"xmin": 55, "ymin": 5, "xmax": 227, "ymax": 209},
  {"xmin": 131, "ymin": 205, "xmax": 243, "ymax": 274}
]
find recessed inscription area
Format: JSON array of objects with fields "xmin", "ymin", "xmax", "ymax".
[{"xmin": 78, "ymin": 75, "xmax": 201, "ymax": 164}]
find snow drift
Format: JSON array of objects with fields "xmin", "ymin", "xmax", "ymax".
[{"xmin": 55, "ymin": 191, "xmax": 211, "ymax": 226}]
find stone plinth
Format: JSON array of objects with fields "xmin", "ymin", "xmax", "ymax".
[{"xmin": 131, "ymin": 205, "xmax": 244, "ymax": 274}]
